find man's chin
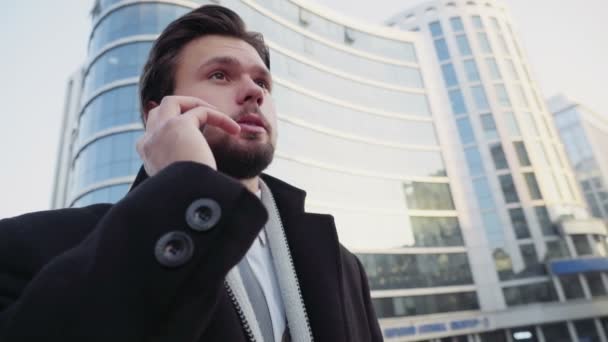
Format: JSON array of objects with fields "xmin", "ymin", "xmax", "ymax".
[{"xmin": 213, "ymin": 144, "xmax": 275, "ymax": 180}]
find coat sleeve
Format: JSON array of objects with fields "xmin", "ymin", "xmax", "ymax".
[{"xmin": 0, "ymin": 162, "xmax": 267, "ymax": 342}]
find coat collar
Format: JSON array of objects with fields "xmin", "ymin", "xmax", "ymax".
[{"xmin": 130, "ymin": 165, "xmax": 348, "ymax": 340}]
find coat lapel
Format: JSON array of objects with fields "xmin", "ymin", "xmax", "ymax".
[{"xmin": 261, "ymin": 174, "xmax": 349, "ymax": 342}]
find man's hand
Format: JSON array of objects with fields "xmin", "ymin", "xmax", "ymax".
[{"xmin": 136, "ymin": 95, "xmax": 241, "ymax": 177}]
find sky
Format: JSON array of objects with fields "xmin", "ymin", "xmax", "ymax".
[{"xmin": 0, "ymin": 0, "xmax": 606, "ymax": 219}]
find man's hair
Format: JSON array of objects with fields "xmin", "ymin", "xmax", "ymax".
[{"xmin": 138, "ymin": 5, "xmax": 270, "ymax": 123}]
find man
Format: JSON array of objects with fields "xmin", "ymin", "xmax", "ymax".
[{"xmin": 0, "ymin": 5, "xmax": 382, "ymax": 342}]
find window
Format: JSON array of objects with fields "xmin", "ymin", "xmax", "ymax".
[
  {"xmin": 441, "ymin": 63, "xmax": 459, "ymax": 87},
  {"xmin": 433, "ymin": 39, "xmax": 450, "ymax": 60},
  {"xmin": 449, "ymin": 89, "xmax": 468, "ymax": 115},
  {"xmin": 456, "ymin": 118, "xmax": 475, "ymax": 143},
  {"xmin": 511, "ymin": 327, "xmax": 538, "ymax": 342},
  {"xmin": 359, "ymin": 253, "xmax": 473, "ymax": 290},
  {"xmin": 486, "ymin": 58, "xmax": 501, "ymax": 80},
  {"xmin": 561, "ymin": 274, "xmax": 585, "ymax": 299},
  {"xmin": 514, "ymin": 142, "xmax": 531, "ymax": 166},
  {"xmin": 509, "ymin": 208, "xmax": 530, "ymax": 239},
  {"xmin": 465, "ymin": 147, "xmax": 484, "ymax": 175},
  {"xmin": 480, "ymin": 331, "xmax": 507, "ymax": 342},
  {"xmin": 450, "ymin": 17, "xmax": 464, "ymax": 31},
  {"xmin": 471, "ymin": 86, "xmax": 489, "ymax": 110},
  {"xmin": 481, "ymin": 113, "xmax": 499, "ymax": 140},
  {"xmin": 545, "ymin": 240, "xmax": 570, "ymax": 259},
  {"xmin": 429, "ymin": 21, "xmax": 443, "ymax": 37},
  {"xmin": 463, "ymin": 59, "xmax": 480, "ymax": 81},
  {"xmin": 505, "ymin": 112, "xmax": 521, "ymax": 136},
  {"xmin": 403, "ymin": 182, "xmax": 455, "ymax": 210},
  {"xmin": 515, "ymin": 85, "xmax": 529, "ymax": 108},
  {"xmin": 573, "ymin": 319, "xmax": 601, "ymax": 342},
  {"xmin": 495, "ymin": 84, "xmax": 511, "ymax": 107},
  {"xmin": 472, "ymin": 15, "xmax": 483, "ymax": 29},
  {"xmin": 520, "ymin": 243, "xmax": 544, "ymax": 276},
  {"xmin": 498, "ymin": 34, "xmax": 510, "ymax": 55},
  {"xmin": 572, "ymin": 234, "xmax": 593, "ymax": 256},
  {"xmin": 372, "ymin": 291, "xmax": 479, "ymax": 318},
  {"xmin": 499, "ymin": 174, "xmax": 520, "ymax": 203},
  {"xmin": 490, "ymin": 17, "xmax": 501, "ymax": 31},
  {"xmin": 523, "ymin": 112, "xmax": 539, "ymax": 136},
  {"xmin": 505, "ymin": 59, "xmax": 519, "ymax": 80},
  {"xmin": 490, "ymin": 144, "xmax": 508, "ymax": 170},
  {"xmin": 456, "ymin": 35, "xmax": 472, "ymax": 55},
  {"xmin": 524, "ymin": 172, "xmax": 542, "ymax": 200},
  {"xmin": 474, "ymin": 179, "xmax": 496, "ymax": 210},
  {"xmin": 503, "ymin": 281, "xmax": 557, "ymax": 306},
  {"xmin": 410, "ymin": 217, "xmax": 464, "ymax": 247},
  {"xmin": 535, "ymin": 206, "xmax": 557, "ymax": 236},
  {"xmin": 477, "ymin": 32, "xmax": 492, "ymax": 53},
  {"xmin": 586, "ymin": 272, "xmax": 607, "ymax": 297},
  {"xmin": 541, "ymin": 322, "xmax": 572, "ymax": 342}
]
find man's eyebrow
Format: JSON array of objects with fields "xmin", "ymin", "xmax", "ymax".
[{"xmin": 198, "ymin": 56, "xmax": 271, "ymax": 80}]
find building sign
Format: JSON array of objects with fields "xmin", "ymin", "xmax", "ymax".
[{"xmin": 384, "ymin": 316, "xmax": 490, "ymax": 339}]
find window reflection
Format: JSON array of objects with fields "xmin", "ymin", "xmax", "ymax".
[
  {"xmin": 490, "ymin": 143, "xmax": 508, "ymax": 170},
  {"xmin": 499, "ymin": 174, "xmax": 520, "ymax": 203},
  {"xmin": 403, "ymin": 182, "xmax": 455, "ymax": 210},
  {"xmin": 535, "ymin": 206, "xmax": 557, "ymax": 236},
  {"xmin": 72, "ymin": 130, "xmax": 143, "ymax": 195},
  {"xmin": 441, "ymin": 63, "xmax": 459, "ymax": 87},
  {"xmin": 84, "ymin": 42, "xmax": 153, "ymax": 98},
  {"xmin": 541, "ymin": 322, "xmax": 572, "ymax": 342},
  {"xmin": 502, "ymin": 281, "xmax": 557, "ymax": 306},
  {"xmin": 513, "ymin": 141, "xmax": 531, "ymax": 166},
  {"xmin": 572, "ymin": 234, "xmax": 593, "ymax": 256},
  {"xmin": 456, "ymin": 34, "xmax": 472, "ymax": 56},
  {"xmin": 573, "ymin": 319, "xmax": 601, "ymax": 342},
  {"xmin": 544, "ymin": 240, "xmax": 570, "ymax": 260},
  {"xmin": 434, "ymin": 38, "xmax": 451, "ymax": 61},
  {"xmin": 410, "ymin": 217, "xmax": 464, "ymax": 247},
  {"xmin": 372, "ymin": 291, "xmax": 479, "ymax": 318},
  {"xmin": 508, "ymin": 208, "xmax": 530, "ymax": 239},
  {"xmin": 449, "ymin": 89, "xmax": 468, "ymax": 115},
  {"xmin": 359, "ymin": 253, "xmax": 473, "ymax": 290},
  {"xmin": 71, "ymin": 183, "xmax": 130, "ymax": 207}
]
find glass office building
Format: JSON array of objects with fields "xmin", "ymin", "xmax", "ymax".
[
  {"xmin": 549, "ymin": 95, "xmax": 608, "ymax": 223},
  {"xmin": 387, "ymin": 0, "xmax": 608, "ymax": 341},
  {"xmin": 53, "ymin": 0, "xmax": 608, "ymax": 341}
]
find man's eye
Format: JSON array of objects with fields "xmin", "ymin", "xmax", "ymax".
[
  {"xmin": 255, "ymin": 79, "xmax": 269, "ymax": 89},
  {"xmin": 210, "ymin": 71, "xmax": 226, "ymax": 80}
]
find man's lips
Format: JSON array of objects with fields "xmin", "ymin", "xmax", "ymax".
[{"xmin": 236, "ymin": 113, "xmax": 267, "ymax": 134}]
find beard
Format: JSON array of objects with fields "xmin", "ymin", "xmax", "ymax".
[{"xmin": 210, "ymin": 135, "xmax": 275, "ymax": 180}]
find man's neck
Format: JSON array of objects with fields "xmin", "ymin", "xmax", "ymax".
[{"xmin": 240, "ymin": 176, "xmax": 260, "ymax": 194}]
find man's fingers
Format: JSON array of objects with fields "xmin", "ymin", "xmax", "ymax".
[
  {"xmin": 146, "ymin": 96, "xmax": 218, "ymax": 131},
  {"xmin": 181, "ymin": 107, "xmax": 241, "ymax": 135}
]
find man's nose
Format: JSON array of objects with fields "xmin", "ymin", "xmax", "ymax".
[{"xmin": 237, "ymin": 78, "xmax": 264, "ymax": 106}]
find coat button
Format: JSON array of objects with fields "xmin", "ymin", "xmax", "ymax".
[
  {"xmin": 185, "ymin": 198, "xmax": 221, "ymax": 232},
  {"xmin": 155, "ymin": 231, "xmax": 194, "ymax": 267}
]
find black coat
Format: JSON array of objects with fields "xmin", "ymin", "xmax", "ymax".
[{"xmin": 0, "ymin": 162, "xmax": 382, "ymax": 341}]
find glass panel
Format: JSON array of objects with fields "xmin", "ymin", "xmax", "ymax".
[
  {"xmin": 441, "ymin": 63, "xmax": 459, "ymax": 87},
  {"xmin": 449, "ymin": 89, "xmax": 468, "ymax": 115},
  {"xmin": 498, "ymin": 34, "xmax": 510, "ymax": 55},
  {"xmin": 481, "ymin": 113, "xmax": 499, "ymax": 140},
  {"xmin": 456, "ymin": 34, "xmax": 472, "ymax": 56},
  {"xmin": 474, "ymin": 179, "xmax": 496, "ymax": 211},
  {"xmin": 490, "ymin": 17, "xmax": 501, "ymax": 31},
  {"xmin": 480, "ymin": 331, "xmax": 507, "ymax": 342},
  {"xmin": 465, "ymin": 147, "xmax": 484, "ymax": 176},
  {"xmin": 535, "ymin": 206, "xmax": 557, "ymax": 236},
  {"xmin": 456, "ymin": 118, "xmax": 476, "ymax": 143},
  {"xmin": 586, "ymin": 272, "xmax": 607, "ymax": 297},
  {"xmin": 72, "ymin": 183, "xmax": 131, "ymax": 207},
  {"xmin": 505, "ymin": 112, "xmax": 521, "ymax": 136},
  {"xmin": 573, "ymin": 319, "xmax": 601, "ymax": 342},
  {"xmin": 372, "ymin": 291, "xmax": 479, "ymax": 318},
  {"xmin": 503, "ymin": 281, "xmax": 557, "ymax": 306},
  {"xmin": 410, "ymin": 217, "xmax": 464, "ymax": 247},
  {"xmin": 524, "ymin": 172, "xmax": 543, "ymax": 200},
  {"xmin": 495, "ymin": 84, "xmax": 511, "ymax": 107},
  {"xmin": 541, "ymin": 322, "xmax": 572, "ymax": 342},
  {"xmin": 472, "ymin": 15, "xmax": 484, "ymax": 29},
  {"xmin": 429, "ymin": 21, "xmax": 443, "ymax": 37},
  {"xmin": 477, "ymin": 32, "xmax": 493, "ymax": 53},
  {"xmin": 499, "ymin": 174, "xmax": 520, "ymax": 203},
  {"xmin": 450, "ymin": 17, "xmax": 464, "ymax": 32},
  {"xmin": 520, "ymin": 243, "xmax": 545, "ymax": 277},
  {"xmin": 509, "ymin": 208, "xmax": 530, "ymax": 239},
  {"xmin": 523, "ymin": 112, "xmax": 539, "ymax": 136},
  {"xmin": 471, "ymin": 86, "xmax": 490, "ymax": 110},
  {"xmin": 434, "ymin": 38, "xmax": 450, "ymax": 61},
  {"xmin": 486, "ymin": 57, "xmax": 502, "ymax": 80},
  {"xmin": 545, "ymin": 240, "xmax": 571, "ymax": 260},
  {"xmin": 572, "ymin": 234, "xmax": 593, "ymax": 256},
  {"xmin": 505, "ymin": 59, "xmax": 519, "ymax": 80},
  {"xmin": 490, "ymin": 143, "xmax": 509, "ymax": 170},
  {"xmin": 463, "ymin": 59, "xmax": 480, "ymax": 81},
  {"xmin": 514, "ymin": 141, "xmax": 532, "ymax": 166},
  {"xmin": 358, "ymin": 253, "xmax": 473, "ymax": 290},
  {"xmin": 515, "ymin": 85, "xmax": 529, "ymax": 108},
  {"xmin": 403, "ymin": 182, "xmax": 455, "ymax": 210}
]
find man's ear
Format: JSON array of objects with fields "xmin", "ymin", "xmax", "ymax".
[{"xmin": 143, "ymin": 101, "xmax": 160, "ymax": 125}]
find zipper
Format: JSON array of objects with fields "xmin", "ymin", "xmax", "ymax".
[
  {"xmin": 225, "ymin": 281, "xmax": 256, "ymax": 342},
  {"xmin": 269, "ymin": 199, "xmax": 314, "ymax": 341}
]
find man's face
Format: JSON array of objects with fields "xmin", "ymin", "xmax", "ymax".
[{"xmin": 172, "ymin": 35, "xmax": 277, "ymax": 179}]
